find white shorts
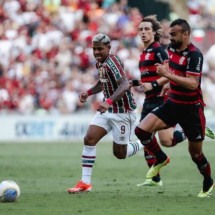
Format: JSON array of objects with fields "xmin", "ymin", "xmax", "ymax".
[{"xmin": 90, "ymin": 111, "xmax": 136, "ymax": 145}]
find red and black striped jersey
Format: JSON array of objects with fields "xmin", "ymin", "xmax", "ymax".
[
  {"xmin": 139, "ymin": 42, "xmax": 168, "ymax": 98},
  {"xmin": 168, "ymin": 43, "xmax": 204, "ymax": 105},
  {"xmin": 96, "ymin": 54, "xmax": 136, "ymax": 113}
]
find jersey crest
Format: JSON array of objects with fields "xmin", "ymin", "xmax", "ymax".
[
  {"xmin": 145, "ymin": 53, "xmax": 151, "ymax": 60},
  {"xmin": 179, "ymin": 56, "xmax": 186, "ymax": 65},
  {"xmin": 99, "ymin": 66, "xmax": 107, "ymax": 83}
]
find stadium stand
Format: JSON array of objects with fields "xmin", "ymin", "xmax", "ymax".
[{"xmin": 0, "ymin": 0, "xmax": 215, "ymax": 115}]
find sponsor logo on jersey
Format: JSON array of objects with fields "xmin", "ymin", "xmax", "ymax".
[
  {"xmin": 119, "ymin": 136, "xmax": 126, "ymax": 141},
  {"xmin": 107, "ymin": 59, "xmax": 119, "ymax": 76},
  {"xmin": 157, "ymin": 52, "xmax": 164, "ymax": 62},
  {"xmin": 196, "ymin": 57, "xmax": 201, "ymax": 71},
  {"xmin": 141, "ymin": 68, "xmax": 149, "ymax": 75},
  {"xmin": 187, "ymin": 57, "xmax": 190, "ymax": 68}
]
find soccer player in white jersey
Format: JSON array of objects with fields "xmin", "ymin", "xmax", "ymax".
[{"xmin": 67, "ymin": 34, "xmax": 143, "ymax": 193}]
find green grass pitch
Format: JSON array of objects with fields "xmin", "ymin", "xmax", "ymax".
[{"xmin": 0, "ymin": 140, "xmax": 215, "ymax": 215}]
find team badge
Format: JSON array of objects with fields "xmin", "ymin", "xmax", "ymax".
[
  {"xmin": 145, "ymin": 53, "xmax": 151, "ymax": 60},
  {"xmin": 179, "ymin": 56, "xmax": 185, "ymax": 65},
  {"xmin": 99, "ymin": 67, "xmax": 107, "ymax": 83}
]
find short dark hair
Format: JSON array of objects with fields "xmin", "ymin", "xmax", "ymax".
[
  {"xmin": 170, "ymin": 18, "xmax": 191, "ymax": 35},
  {"xmin": 140, "ymin": 15, "xmax": 162, "ymax": 42}
]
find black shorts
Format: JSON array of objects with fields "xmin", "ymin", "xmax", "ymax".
[
  {"xmin": 152, "ymin": 100, "xmax": 206, "ymax": 141},
  {"xmin": 140, "ymin": 97, "xmax": 164, "ymax": 121}
]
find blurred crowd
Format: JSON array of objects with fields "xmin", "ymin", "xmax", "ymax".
[
  {"xmin": 0, "ymin": 0, "xmax": 215, "ymax": 115},
  {"xmin": 187, "ymin": 0, "xmax": 215, "ymax": 115},
  {"xmin": 187, "ymin": 0, "xmax": 215, "ymax": 29}
]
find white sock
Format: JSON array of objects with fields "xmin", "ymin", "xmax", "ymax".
[
  {"xmin": 81, "ymin": 145, "xmax": 96, "ymax": 184},
  {"xmin": 126, "ymin": 140, "xmax": 143, "ymax": 157}
]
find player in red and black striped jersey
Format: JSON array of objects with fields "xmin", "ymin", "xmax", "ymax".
[
  {"xmin": 67, "ymin": 34, "xmax": 143, "ymax": 193},
  {"xmin": 138, "ymin": 41, "xmax": 168, "ymax": 99},
  {"xmin": 131, "ymin": 15, "xmax": 186, "ymax": 187},
  {"xmin": 168, "ymin": 43, "xmax": 204, "ymax": 105},
  {"xmin": 135, "ymin": 18, "xmax": 214, "ymax": 197}
]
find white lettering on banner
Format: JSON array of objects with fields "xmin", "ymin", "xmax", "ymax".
[
  {"xmin": 1, "ymin": 114, "xmax": 214, "ymax": 142},
  {"xmin": 59, "ymin": 123, "xmax": 88, "ymax": 137},
  {"xmin": 15, "ymin": 121, "xmax": 89, "ymax": 138},
  {"xmin": 0, "ymin": 114, "xmax": 95, "ymax": 142},
  {"xmin": 15, "ymin": 121, "xmax": 55, "ymax": 137}
]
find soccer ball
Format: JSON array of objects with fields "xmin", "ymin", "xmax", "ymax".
[{"xmin": 0, "ymin": 180, "xmax": 20, "ymax": 202}]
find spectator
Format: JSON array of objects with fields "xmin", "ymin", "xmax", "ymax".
[{"xmin": 0, "ymin": 0, "xmax": 214, "ymax": 115}]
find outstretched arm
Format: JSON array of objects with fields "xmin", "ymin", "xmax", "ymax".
[{"xmin": 79, "ymin": 81, "xmax": 102, "ymax": 103}]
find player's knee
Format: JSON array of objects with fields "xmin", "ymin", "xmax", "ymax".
[
  {"xmin": 84, "ymin": 135, "xmax": 96, "ymax": 146},
  {"xmin": 134, "ymin": 127, "xmax": 152, "ymax": 145},
  {"xmin": 113, "ymin": 150, "xmax": 126, "ymax": 159},
  {"xmin": 113, "ymin": 144, "xmax": 127, "ymax": 159},
  {"xmin": 160, "ymin": 139, "xmax": 172, "ymax": 147}
]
